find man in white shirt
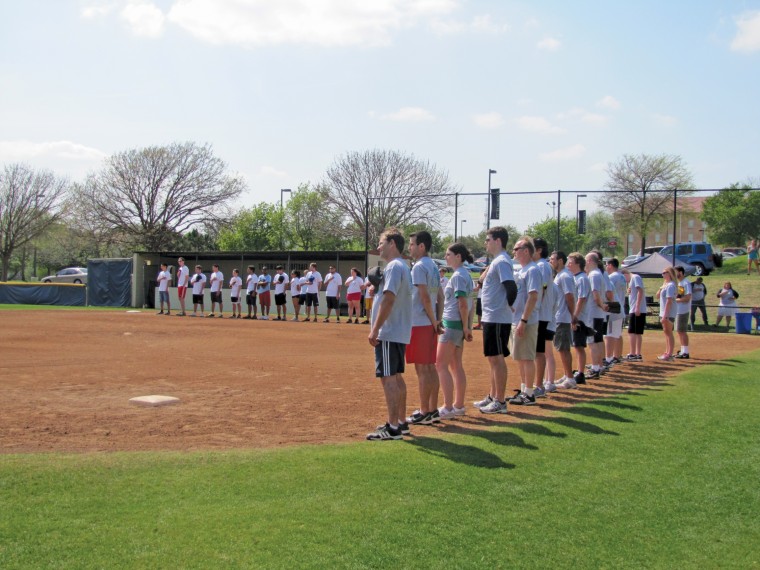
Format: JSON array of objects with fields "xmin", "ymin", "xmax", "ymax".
[
  {"xmin": 244, "ymin": 265, "xmax": 258, "ymax": 319},
  {"xmin": 190, "ymin": 265, "xmax": 207, "ymax": 317},
  {"xmin": 604, "ymin": 258, "xmax": 627, "ymax": 365},
  {"xmin": 584, "ymin": 253, "xmax": 607, "ymax": 380},
  {"xmin": 156, "ymin": 263, "xmax": 171, "ymax": 315},
  {"xmin": 568, "ymin": 253, "xmax": 591, "ymax": 385},
  {"xmin": 257, "ymin": 266, "xmax": 272, "ymax": 320},
  {"xmin": 229, "ymin": 268, "xmax": 243, "ymax": 319},
  {"xmin": 208, "ymin": 264, "xmax": 224, "ymax": 318},
  {"xmin": 273, "ymin": 265, "xmax": 290, "ymax": 321},
  {"xmin": 176, "ymin": 257, "xmax": 190, "ymax": 316},
  {"xmin": 303, "ymin": 263, "xmax": 323, "ymax": 322},
  {"xmin": 323, "ymin": 265, "xmax": 343, "ymax": 323},
  {"xmin": 550, "ymin": 251, "xmax": 577, "ymax": 389}
]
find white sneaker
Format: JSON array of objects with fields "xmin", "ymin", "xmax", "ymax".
[
  {"xmin": 479, "ymin": 400, "xmax": 508, "ymax": 414},
  {"xmin": 473, "ymin": 394, "xmax": 493, "ymax": 408},
  {"xmin": 557, "ymin": 377, "xmax": 577, "ymax": 389},
  {"xmin": 452, "ymin": 406, "xmax": 466, "ymax": 417},
  {"xmin": 543, "ymin": 380, "xmax": 558, "ymax": 393},
  {"xmin": 438, "ymin": 406, "xmax": 456, "ymax": 419}
]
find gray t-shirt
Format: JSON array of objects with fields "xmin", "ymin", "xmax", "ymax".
[
  {"xmin": 411, "ymin": 256, "xmax": 440, "ymax": 327},
  {"xmin": 513, "ymin": 261, "xmax": 541, "ymax": 325},
  {"xmin": 481, "ymin": 252, "xmax": 515, "ymax": 324},
  {"xmin": 677, "ymin": 278, "xmax": 692, "ymax": 315},
  {"xmin": 628, "ymin": 273, "xmax": 646, "ymax": 314},
  {"xmin": 587, "ymin": 269, "xmax": 607, "ymax": 320},
  {"xmin": 442, "ymin": 266, "xmax": 473, "ymax": 322},
  {"xmin": 574, "ymin": 271, "xmax": 592, "ymax": 326},
  {"xmin": 609, "ymin": 271, "xmax": 627, "ymax": 320},
  {"xmin": 536, "ymin": 258, "xmax": 552, "ymax": 322},
  {"xmin": 554, "ymin": 268, "xmax": 576, "ymax": 325},
  {"xmin": 372, "ymin": 257, "xmax": 413, "ymax": 344}
]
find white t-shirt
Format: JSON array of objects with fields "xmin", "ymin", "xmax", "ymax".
[
  {"xmin": 324, "ymin": 272, "xmax": 342, "ymax": 297},
  {"xmin": 345, "ymin": 275, "xmax": 363, "ymax": 295},
  {"xmin": 157, "ymin": 270, "xmax": 169, "ymax": 292},
  {"xmin": 290, "ymin": 276, "xmax": 301, "ymax": 296},
  {"xmin": 306, "ymin": 271, "xmax": 323, "ymax": 294},
  {"xmin": 209, "ymin": 271, "xmax": 223, "ymax": 293},
  {"xmin": 299, "ymin": 276, "xmax": 310, "ymax": 295},
  {"xmin": 273, "ymin": 272, "xmax": 289, "ymax": 295},
  {"xmin": 176, "ymin": 265, "xmax": 190, "ymax": 287},
  {"xmin": 191, "ymin": 273, "xmax": 206, "ymax": 295},
  {"xmin": 246, "ymin": 272, "xmax": 258, "ymax": 293},
  {"xmin": 229, "ymin": 275, "xmax": 242, "ymax": 297}
]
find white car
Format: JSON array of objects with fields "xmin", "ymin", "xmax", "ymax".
[{"xmin": 41, "ymin": 267, "xmax": 88, "ymax": 284}]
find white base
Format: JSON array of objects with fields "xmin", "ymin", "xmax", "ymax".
[{"xmin": 129, "ymin": 395, "xmax": 180, "ymax": 407}]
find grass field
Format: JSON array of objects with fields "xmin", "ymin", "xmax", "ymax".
[{"xmin": 2, "ymin": 351, "xmax": 759, "ymax": 568}]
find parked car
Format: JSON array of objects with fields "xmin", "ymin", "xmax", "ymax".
[
  {"xmin": 636, "ymin": 245, "xmax": 665, "ymax": 256},
  {"xmin": 622, "ymin": 254, "xmax": 643, "ymax": 266},
  {"xmin": 41, "ymin": 267, "xmax": 88, "ymax": 284},
  {"xmin": 658, "ymin": 242, "xmax": 721, "ymax": 276},
  {"xmin": 721, "ymin": 251, "xmax": 737, "ymax": 259},
  {"xmin": 723, "ymin": 247, "xmax": 747, "ymax": 256}
]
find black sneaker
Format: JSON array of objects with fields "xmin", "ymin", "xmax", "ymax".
[
  {"xmin": 674, "ymin": 353, "xmax": 690, "ymax": 359},
  {"xmin": 367, "ymin": 423, "xmax": 402, "ymax": 441},
  {"xmin": 508, "ymin": 390, "xmax": 536, "ymax": 406},
  {"xmin": 586, "ymin": 369, "xmax": 601, "ymax": 380},
  {"xmin": 574, "ymin": 372, "xmax": 587, "ymax": 385},
  {"xmin": 406, "ymin": 410, "xmax": 428, "ymax": 425},
  {"xmin": 428, "ymin": 409, "xmax": 441, "ymax": 424},
  {"xmin": 399, "ymin": 422, "xmax": 410, "ymax": 435}
]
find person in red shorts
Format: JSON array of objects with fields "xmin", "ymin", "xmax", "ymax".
[
  {"xmin": 176, "ymin": 257, "xmax": 190, "ymax": 316},
  {"xmin": 404, "ymin": 230, "xmax": 445, "ymax": 426}
]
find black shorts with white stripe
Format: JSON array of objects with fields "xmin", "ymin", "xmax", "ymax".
[{"xmin": 374, "ymin": 340, "xmax": 406, "ymax": 378}]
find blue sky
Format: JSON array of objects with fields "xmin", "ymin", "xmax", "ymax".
[{"xmin": 1, "ymin": 1, "xmax": 759, "ymax": 235}]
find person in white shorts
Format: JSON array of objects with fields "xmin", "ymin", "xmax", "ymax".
[
  {"xmin": 604, "ymin": 258, "xmax": 627, "ymax": 365},
  {"xmin": 229, "ymin": 268, "xmax": 243, "ymax": 319},
  {"xmin": 156, "ymin": 263, "xmax": 171, "ymax": 315}
]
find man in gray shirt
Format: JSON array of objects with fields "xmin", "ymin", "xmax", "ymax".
[{"xmin": 367, "ymin": 228, "xmax": 413, "ymax": 441}]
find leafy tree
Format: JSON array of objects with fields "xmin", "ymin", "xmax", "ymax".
[
  {"xmin": 76, "ymin": 142, "xmax": 245, "ymax": 251},
  {"xmin": 455, "ymin": 226, "xmax": 519, "ymax": 259},
  {"xmin": 284, "ymin": 184, "xmax": 346, "ymax": 250},
  {"xmin": 524, "ymin": 217, "xmax": 584, "ymax": 254},
  {"xmin": 0, "ymin": 163, "xmax": 68, "ymax": 280},
  {"xmin": 323, "ymin": 149, "xmax": 459, "ymax": 247},
  {"xmin": 701, "ymin": 182, "xmax": 760, "ymax": 246},
  {"xmin": 217, "ymin": 202, "xmax": 281, "ymax": 251},
  {"xmin": 599, "ymin": 153, "xmax": 693, "ymax": 251}
]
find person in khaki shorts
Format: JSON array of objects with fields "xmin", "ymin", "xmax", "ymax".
[{"xmin": 508, "ymin": 236, "xmax": 541, "ymax": 406}]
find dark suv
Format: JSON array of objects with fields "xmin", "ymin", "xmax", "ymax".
[{"xmin": 659, "ymin": 242, "xmax": 722, "ymax": 276}]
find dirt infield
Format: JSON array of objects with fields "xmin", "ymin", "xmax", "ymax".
[{"xmin": 1, "ymin": 310, "xmax": 756, "ymax": 454}]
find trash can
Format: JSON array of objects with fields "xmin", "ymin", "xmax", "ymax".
[{"xmin": 735, "ymin": 312, "xmax": 752, "ymax": 334}]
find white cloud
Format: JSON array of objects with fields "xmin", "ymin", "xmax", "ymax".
[
  {"xmin": 731, "ymin": 11, "xmax": 760, "ymax": 52},
  {"xmin": 597, "ymin": 95, "xmax": 621, "ymax": 110},
  {"xmin": 559, "ymin": 108, "xmax": 607, "ymax": 125},
  {"xmin": 430, "ymin": 14, "xmax": 509, "ymax": 35},
  {"xmin": 259, "ymin": 165, "xmax": 288, "ymax": 178},
  {"xmin": 539, "ymin": 144, "xmax": 586, "ymax": 162},
  {"xmin": 472, "ymin": 112, "xmax": 505, "ymax": 129},
  {"xmin": 537, "ymin": 36, "xmax": 561, "ymax": 51},
  {"xmin": 514, "ymin": 115, "xmax": 565, "ymax": 135},
  {"xmin": 120, "ymin": 1, "xmax": 165, "ymax": 37},
  {"xmin": 381, "ymin": 107, "xmax": 435, "ymax": 122},
  {"xmin": 652, "ymin": 113, "xmax": 677, "ymax": 127},
  {"xmin": 0, "ymin": 140, "xmax": 107, "ymax": 162},
  {"xmin": 81, "ymin": 2, "xmax": 117, "ymax": 19},
  {"xmin": 167, "ymin": 0, "xmax": 458, "ymax": 47}
]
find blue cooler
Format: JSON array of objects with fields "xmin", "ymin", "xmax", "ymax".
[{"xmin": 735, "ymin": 312, "xmax": 752, "ymax": 334}]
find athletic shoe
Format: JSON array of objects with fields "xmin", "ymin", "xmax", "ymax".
[
  {"xmin": 543, "ymin": 380, "xmax": 558, "ymax": 393},
  {"xmin": 428, "ymin": 409, "xmax": 441, "ymax": 424},
  {"xmin": 313, "ymin": 318, "xmax": 318, "ymax": 322},
  {"xmin": 362, "ymin": 320, "xmax": 370, "ymax": 325},
  {"xmin": 291, "ymin": 317, "xmax": 299, "ymax": 321},
  {"xmin": 479, "ymin": 400, "xmax": 508, "ymax": 414},
  {"xmin": 674, "ymin": 353, "xmax": 690, "ymax": 359},
  {"xmin": 508, "ymin": 390, "xmax": 536, "ymax": 406},
  {"xmin": 624, "ymin": 354, "xmax": 638, "ymax": 361},
  {"xmin": 533, "ymin": 386, "xmax": 547, "ymax": 398},
  {"xmin": 251, "ymin": 316, "xmax": 258, "ymax": 320},
  {"xmin": 406, "ymin": 410, "xmax": 429, "ymax": 425},
  {"xmin": 452, "ymin": 406, "xmax": 466, "ymax": 417},
  {"xmin": 323, "ymin": 318, "xmax": 330, "ymax": 323},
  {"xmin": 657, "ymin": 353, "xmax": 674, "ymax": 361},
  {"xmin": 612, "ymin": 357, "xmax": 622, "ymax": 365},
  {"xmin": 399, "ymin": 421, "xmax": 410, "ymax": 435},
  {"xmin": 635, "ymin": 354, "xmax": 643, "ymax": 361},
  {"xmin": 366, "ymin": 423, "xmax": 402, "ymax": 441},
  {"xmin": 438, "ymin": 406, "xmax": 457, "ymax": 419},
  {"xmin": 473, "ymin": 394, "xmax": 494, "ymax": 408},
  {"xmin": 557, "ymin": 376, "xmax": 577, "ymax": 389},
  {"xmin": 207, "ymin": 313, "xmax": 215, "ymax": 318},
  {"xmin": 218, "ymin": 315, "xmax": 224, "ymax": 318},
  {"xmin": 302, "ymin": 318, "xmax": 311, "ymax": 322},
  {"xmin": 354, "ymin": 319, "xmax": 360, "ymax": 324},
  {"xmin": 156, "ymin": 311, "xmax": 164, "ymax": 315},
  {"xmin": 574, "ymin": 371, "xmax": 587, "ymax": 385},
  {"xmin": 586, "ymin": 369, "xmax": 601, "ymax": 380}
]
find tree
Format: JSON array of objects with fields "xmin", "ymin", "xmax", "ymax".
[
  {"xmin": 455, "ymin": 226, "xmax": 519, "ymax": 259},
  {"xmin": 284, "ymin": 184, "xmax": 346, "ymax": 250},
  {"xmin": 599, "ymin": 154, "xmax": 693, "ymax": 251},
  {"xmin": 701, "ymin": 182, "xmax": 760, "ymax": 246},
  {"xmin": 0, "ymin": 163, "xmax": 68, "ymax": 280},
  {"xmin": 323, "ymin": 149, "xmax": 459, "ymax": 248},
  {"xmin": 217, "ymin": 202, "xmax": 281, "ymax": 251},
  {"xmin": 77, "ymin": 142, "xmax": 245, "ymax": 251},
  {"xmin": 524, "ymin": 217, "xmax": 584, "ymax": 254}
]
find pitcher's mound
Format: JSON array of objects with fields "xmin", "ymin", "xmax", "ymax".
[{"xmin": 129, "ymin": 395, "xmax": 180, "ymax": 407}]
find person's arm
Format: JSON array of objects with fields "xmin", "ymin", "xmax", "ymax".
[
  {"xmin": 368, "ymin": 291, "xmax": 396, "ymax": 346},
  {"xmin": 633, "ymin": 288, "xmax": 642, "ymax": 316},
  {"xmin": 564, "ymin": 292, "xmax": 576, "ymax": 318},
  {"xmin": 516, "ymin": 290, "xmax": 538, "ymax": 337},
  {"xmin": 436, "ymin": 285, "xmax": 445, "ymax": 327},
  {"xmin": 417, "ymin": 284, "xmax": 438, "ymax": 329},
  {"xmin": 503, "ymin": 280, "xmax": 517, "ymax": 307},
  {"xmin": 457, "ymin": 294, "xmax": 472, "ymax": 342}
]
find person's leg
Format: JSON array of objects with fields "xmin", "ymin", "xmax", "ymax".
[
  {"xmin": 699, "ymin": 302, "xmax": 708, "ymax": 325},
  {"xmin": 559, "ymin": 349, "xmax": 573, "ymax": 378},
  {"xmin": 726, "ymin": 315, "xmax": 733, "ymax": 328},
  {"xmin": 435, "ymin": 342, "xmax": 455, "ymax": 410},
  {"xmin": 574, "ymin": 347, "xmax": 587, "ymax": 373},
  {"xmin": 381, "ymin": 375, "xmax": 402, "ymax": 427},
  {"xmin": 487, "ymin": 356, "xmax": 508, "ymax": 401},
  {"xmin": 544, "ymin": 344, "xmax": 556, "ymax": 383},
  {"xmin": 451, "ymin": 345, "xmax": 467, "ymax": 410}
]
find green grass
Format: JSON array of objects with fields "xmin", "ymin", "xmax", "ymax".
[{"xmin": 2, "ymin": 354, "xmax": 760, "ymax": 568}]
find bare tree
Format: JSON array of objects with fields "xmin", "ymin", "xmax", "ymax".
[
  {"xmin": 323, "ymin": 149, "xmax": 458, "ymax": 247},
  {"xmin": 0, "ymin": 163, "xmax": 68, "ymax": 281},
  {"xmin": 77, "ymin": 142, "xmax": 246, "ymax": 251},
  {"xmin": 599, "ymin": 153, "xmax": 693, "ymax": 251}
]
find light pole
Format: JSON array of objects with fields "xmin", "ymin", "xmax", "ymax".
[
  {"xmin": 576, "ymin": 194, "xmax": 587, "ymax": 233},
  {"xmin": 486, "ymin": 169, "xmax": 497, "ymax": 231},
  {"xmin": 280, "ymin": 188, "xmax": 291, "ymax": 250},
  {"xmin": 460, "ymin": 219, "xmax": 467, "ymax": 240},
  {"xmin": 546, "ymin": 201, "xmax": 556, "ymax": 218}
]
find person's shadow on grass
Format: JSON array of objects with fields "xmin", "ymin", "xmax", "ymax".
[{"xmin": 408, "ymin": 436, "xmax": 515, "ymax": 469}]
